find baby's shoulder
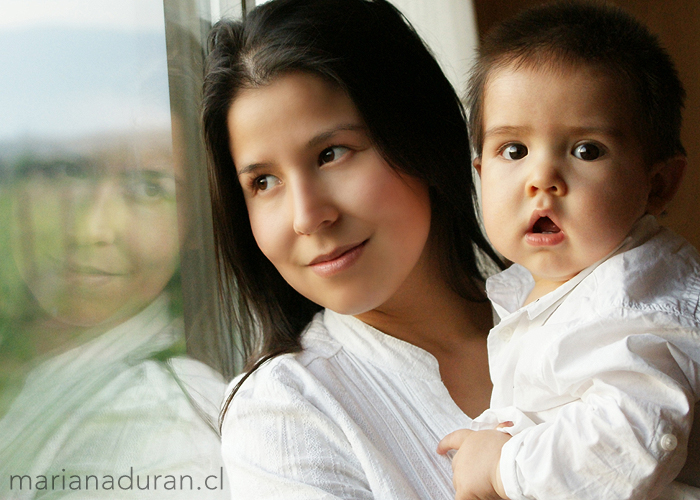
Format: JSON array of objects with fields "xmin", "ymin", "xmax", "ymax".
[{"xmin": 582, "ymin": 227, "xmax": 700, "ymax": 323}]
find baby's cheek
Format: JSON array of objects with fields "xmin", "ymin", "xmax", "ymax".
[{"xmin": 480, "ymin": 201, "xmax": 506, "ymax": 239}]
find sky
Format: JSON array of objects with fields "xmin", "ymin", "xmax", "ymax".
[
  {"xmin": 0, "ymin": 0, "xmax": 171, "ymax": 145},
  {"xmin": 1, "ymin": 0, "xmax": 167, "ymax": 31}
]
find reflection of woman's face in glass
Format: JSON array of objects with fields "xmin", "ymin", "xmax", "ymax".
[{"xmin": 10, "ymin": 144, "xmax": 180, "ymax": 328}]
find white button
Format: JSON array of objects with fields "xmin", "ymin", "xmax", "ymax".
[
  {"xmin": 500, "ymin": 327, "xmax": 514, "ymax": 341},
  {"xmin": 660, "ymin": 433, "xmax": 678, "ymax": 452}
]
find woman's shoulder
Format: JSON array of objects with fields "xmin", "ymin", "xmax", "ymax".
[
  {"xmin": 225, "ymin": 308, "xmax": 442, "ymax": 403},
  {"xmin": 219, "ymin": 312, "xmax": 374, "ymax": 499},
  {"xmin": 220, "ymin": 312, "xmax": 358, "ymax": 460},
  {"xmin": 224, "ymin": 311, "xmax": 341, "ymax": 402}
]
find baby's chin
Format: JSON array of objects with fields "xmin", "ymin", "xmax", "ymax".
[
  {"xmin": 530, "ymin": 266, "xmax": 587, "ymax": 283},
  {"xmin": 524, "ymin": 256, "xmax": 591, "ymax": 287}
]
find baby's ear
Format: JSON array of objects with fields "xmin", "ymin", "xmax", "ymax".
[
  {"xmin": 646, "ymin": 155, "xmax": 687, "ymax": 216},
  {"xmin": 473, "ymin": 156, "xmax": 482, "ymax": 176}
]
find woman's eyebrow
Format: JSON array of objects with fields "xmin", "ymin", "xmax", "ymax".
[
  {"xmin": 307, "ymin": 124, "xmax": 366, "ymax": 149},
  {"xmin": 236, "ymin": 124, "xmax": 367, "ymax": 177},
  {"xmin": 237, "ymin": 163, "xmax": 267, "ymax": 177}
]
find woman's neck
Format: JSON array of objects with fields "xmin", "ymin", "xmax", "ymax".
[
  {"xmin": 354, "ymin": 264, "xmax": 493, "ymax": 417},
  {"xmin": 355, "ymin": 281, "xmax": 490, "ymax": 348}
]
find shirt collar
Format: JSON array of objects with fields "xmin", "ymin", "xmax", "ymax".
[
  {"xmin": 486, "ymin": 214, "xmax": 662, "ymax": 321},
  {"xmin": 321, "ymin": 309, "xmax": 443, "ymax": 381}
]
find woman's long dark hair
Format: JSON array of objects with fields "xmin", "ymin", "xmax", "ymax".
[{"xmin": 202, "ymin": 0, "xmax": 503, "ymax": 425}]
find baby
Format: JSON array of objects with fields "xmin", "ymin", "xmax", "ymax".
[{"xmin": 437, "ymin": 2, "xmax": 700, "ymax": 499}]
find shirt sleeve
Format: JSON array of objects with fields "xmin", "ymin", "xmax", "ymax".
[
  {"xmin": 499, "ymin": 316, "xmax": 698, "ymax": 500},
  {"xmin": 221, "ymin": 363, "xmax": 374, "ymax": 500}
]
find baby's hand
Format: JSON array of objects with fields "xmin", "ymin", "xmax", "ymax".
[
  {"xmin": 495, "ymin": 421, "xmax": 514, "ymax": 431},
  {"xmin": 437, "ymin": 428, "xmax": 510, "ymax": 500}
]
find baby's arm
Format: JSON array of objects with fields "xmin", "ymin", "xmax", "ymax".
[
  {"xmin": 495, "ymin": 321, "xmax": 697, "ymax": 500},
  {"xmin": 437, "ymin": 428, "xmax": 511, "ymax": 500}
]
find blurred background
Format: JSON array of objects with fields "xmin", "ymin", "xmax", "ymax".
[
  {"xmin": 0, "ymin": 1, "xmax": 231, "ymax": 497},
  {"xmin": 0, "ymin": 0, "xmax": 696, "ymax": 497}
]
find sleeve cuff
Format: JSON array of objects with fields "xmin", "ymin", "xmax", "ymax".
[{"xmin": 499, "ymin": 431, "xmax": 528, "ymax": 500}]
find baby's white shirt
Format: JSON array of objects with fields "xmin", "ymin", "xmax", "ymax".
[{"xmin": 478, "ymin": 215, "xmax": 700, "ymax": 499}]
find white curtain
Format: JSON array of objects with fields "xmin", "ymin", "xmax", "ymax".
[
  {"xmin": 388, "ymin": 0, "xmax": 479, "ymax": 97},
  {"xmin": 247, "ymin": 0, "xmax": 480, "ymax": 97}
]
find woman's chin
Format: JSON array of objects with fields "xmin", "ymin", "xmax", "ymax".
[{"xmin": 312, "ymin": 292, "xmax": 389, "ymax": 318}]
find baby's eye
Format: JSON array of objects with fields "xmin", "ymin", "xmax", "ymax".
[
  {"xmin": 319, "ymin": 146, "xmax": 350, "ymax": 165},
  {"xmin": 500, "ymin": 143, "xmax": 528, "ymax": 160},
  {"xmin": 253, "ymin": 174, "xmax": 280, "ymax": 192},
  {"xmin": 572, "ymin": 142, "xmax": 605, "ymax": 161}
]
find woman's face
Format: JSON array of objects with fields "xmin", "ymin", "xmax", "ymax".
[
  {"xmin": 228, "ymin": 72, "xmax": 433, "ymax": 315},
  {"xmin": 10, "ymin": 142, "xmax": 180, "ymax": 328}
]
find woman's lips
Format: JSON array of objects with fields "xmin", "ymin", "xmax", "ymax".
[
  {"xmin": 308, "ymin": 240, "xmax": 368, "ymax": 277},
  {"xmin": 61, "ymin": 262, "xmax": 128, "ymax": 287},
  {"xmin": 67, "ymin": 264, "xmax": 124, "ymax": 276}
]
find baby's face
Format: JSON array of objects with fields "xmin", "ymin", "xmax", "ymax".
[{"xmin": 474, "ymin": 64, "xmax": 653, "ymax": 289}]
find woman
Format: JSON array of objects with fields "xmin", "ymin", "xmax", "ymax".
[
  {"xmin": 203, "ymin": 0, "xmax": 502, "ymax": 497},
  {"xmin": 0, "ymin": 135, "xmax": 226, "ymax": 499}
]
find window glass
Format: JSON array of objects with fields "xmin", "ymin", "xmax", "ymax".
[{"xmin": 0, "ymin": 0, "xmax": 233, "ymax": 496}]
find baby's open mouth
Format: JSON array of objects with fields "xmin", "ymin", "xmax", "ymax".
[{"xmin": 532, "ymin": 216, "xmax": 561, "ymax": 234}]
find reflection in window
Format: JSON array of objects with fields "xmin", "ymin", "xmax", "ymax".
[{"xmin": 0, "ymin": 0, "xmax": 232, "ymax": 497}]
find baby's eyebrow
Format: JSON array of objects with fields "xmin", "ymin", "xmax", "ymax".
[
  {"xmin": 567, "ymin": 126, "xmax": 625, "ymax": 138},
  {"xmin": 483, "ymin": 125, "xmax": 625, "ymax": 139},
  {"xmin": 483, "ymin": 125, "xmax": 529, "ymax": 139}
]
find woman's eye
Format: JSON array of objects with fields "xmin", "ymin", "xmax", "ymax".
[
  {"xmin": 319, "ymin": 146, "xmax": 350, "ymax": 165},
  {"xmin": 572, "ymin": 143, "xmax": 605, "ymax": 161},
  {"xmin": 253, "ymin": 174, "xmax": 280, "ymax": 192},
  {"xmin": 124, "ymin": 175, "xmax": 176, "ymax": 203},
  {"xmin": 500, "ymin": 143, "xmax": 528, "ymax": 160}
]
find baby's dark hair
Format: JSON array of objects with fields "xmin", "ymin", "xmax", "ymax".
[{"xmin": 467, "ymin": 0, "xmax": 686, "ymax": 164}]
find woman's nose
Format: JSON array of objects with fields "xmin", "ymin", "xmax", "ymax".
[
  {"xmin": 73, "ymin": 181, "xmax": 127, "ymax": 246},
  {"xmin": 290, "ymin": 177, "xmax": 339, "ymax": 236},
  {"xmin": 526, "ymin": 158, "xmax": 567, "ymax": 197}
]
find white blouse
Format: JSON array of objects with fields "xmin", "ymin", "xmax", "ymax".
[{"xmin": 221, "ymin": 310, "xmax": 472, "ymax": 499}]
